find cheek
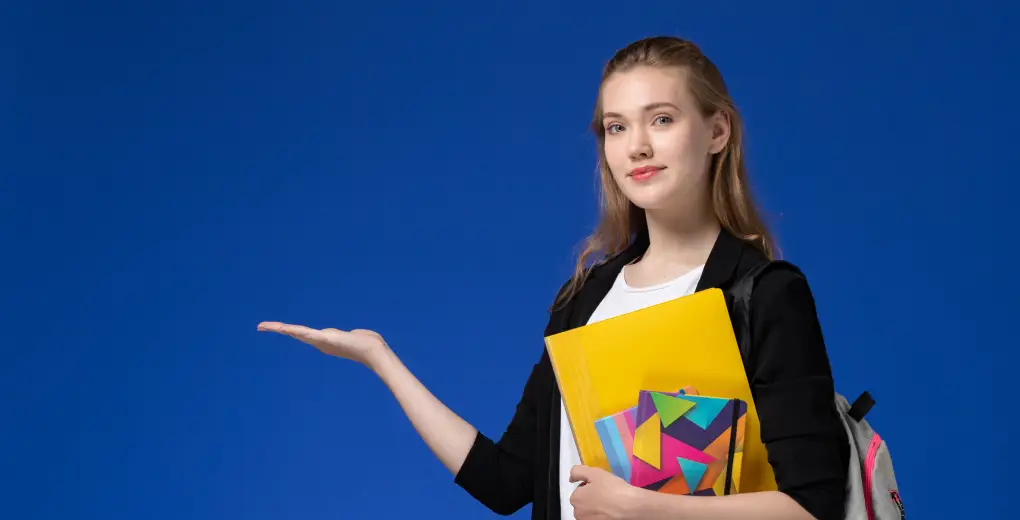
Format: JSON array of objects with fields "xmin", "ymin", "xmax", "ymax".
[
  {"xmin": 656, "ymin": 132, "xmax": 709, "ymax": 176},
  {"xmin": 603, "ymin": 140, "xmax": 628, "ymax": 177},
  {"xmin": 652, "ymin": 132, "xmax": 690, "ymax": 164}
]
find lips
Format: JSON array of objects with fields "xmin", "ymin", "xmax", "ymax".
[{"xmin": 629, "ymin": 165, "xmax": 665, "ymax": 180}]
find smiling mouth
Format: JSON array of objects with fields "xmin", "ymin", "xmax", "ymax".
[{"xmin": 629, "ymin": 166, "xmax": 665, "ymax": 180}]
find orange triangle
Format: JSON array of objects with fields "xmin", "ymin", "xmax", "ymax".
[
  {"xmin": 699, "ymin": 459, "xmax": 727, "ymax": 492},
  {"xmin": 658, "ymin": 474, "xmax": 691, "ymax": 495}
]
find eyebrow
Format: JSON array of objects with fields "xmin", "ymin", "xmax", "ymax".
[{"xmin": 603, "ymin": 102, "xmax": 681, "ymax": 120}]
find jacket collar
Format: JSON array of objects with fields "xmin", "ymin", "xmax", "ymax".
[
  {"xmin": 695, "ymin": 227, "xmax": 752, "ymax": 292},
  {"xmin": 566, "ymin": 227, "xmax": 752, "ymax": 329}
]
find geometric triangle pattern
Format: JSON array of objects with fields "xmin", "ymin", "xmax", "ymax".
[
  {"xmin": 633, "ymin": 412, "xmax": 661, "ymax": 470},
  {"xmin": 630, "ymin": 433, "xmax": 714, "ymax": 488},
  {"xmin": 593, "ymin": 388, "xmax": 694, "ymax": 483},
  {"xmin": 677, "ymin": 457, "xmax": 708, "ymax": 492},
  {"xmin": 621, "ymin": 388, "xmax": 748, "ymax": 497},
  {"xmin": 675, "ymin": 395, "xmax": 729, "ymax": 429},
  {"xmin": 651, "ymin": 392, "xmax": 696, "ymax": 427}
]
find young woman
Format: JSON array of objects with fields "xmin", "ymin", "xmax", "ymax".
[{"xmin": 258, "ymin": 36, "xmax": 849, "ymax": 520}]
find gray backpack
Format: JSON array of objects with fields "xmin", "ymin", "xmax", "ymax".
[{"xmin": 728, "ymin": 261, "xmax": 904, "ymax": 520}]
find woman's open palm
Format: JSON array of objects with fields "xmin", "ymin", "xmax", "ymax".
[{"xmin": 257, "ymin": 321, "xmax": 388, "ymax": 366}]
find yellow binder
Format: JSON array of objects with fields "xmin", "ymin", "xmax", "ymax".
[{"xmin": 544, "ymin": 287, "xmax": 777, "ymax": 493}]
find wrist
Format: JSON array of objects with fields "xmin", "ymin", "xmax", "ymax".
[
  {"xmin": 623, "ymin": 485, "xmax": 647, "ymax": 519},
  {"xmin": 365, "ymin": 344, "xmax": 397, "ymax": 374},
  {"xmin": 627, "ymin": 487, "xmax": 687, "ymax": 520},
  {"xmin": 623, "ymin": 486, "xmax": 653, "ymax": 519}
]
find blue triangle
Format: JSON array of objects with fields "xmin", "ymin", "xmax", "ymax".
[
  {"xmin": 676, "ymin": 395, "xmax": 728, "ymax": 429},
  {"xmin": 678, "ymin": 457, "xmax": 708, "ymax": 492}
]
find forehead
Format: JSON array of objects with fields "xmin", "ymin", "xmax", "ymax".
[{"xmin": 600, "ymin": 65, "xmax": 692, "ymax": 112}]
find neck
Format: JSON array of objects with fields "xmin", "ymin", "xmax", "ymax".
[{"xmin": 639, "ymin": 203, "xmax": 720, "ymax": 270}]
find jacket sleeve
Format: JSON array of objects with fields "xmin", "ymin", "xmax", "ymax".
[
  {"xmin": 452, "ymin": 353, "xmax": 545, "ymax": 516},
  {"xmin": 453, "ymin": 279, "xmax": 573, "ymax": 515},
  {"xmin": 749, "ymin": 270, "xmax": 850, "ymax": 520}
]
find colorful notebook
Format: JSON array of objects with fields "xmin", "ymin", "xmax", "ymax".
[
  {"xmin": 630, "ymin": 391, "xmax": 746, "ymax": 496},
  {"xmin": 545, "ymin": 288, "xmax": 776, "ymax": 493},
  {"xmin": 593, "ymin": 387, "xmax": 688, "ymax": 483},
  {"xmin": 595, "ymin": 389, "xmax": 747, "ymax": 495}
]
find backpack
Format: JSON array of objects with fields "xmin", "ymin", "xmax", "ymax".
[{"xmin": 727, "ymin": 260, "xmax": 905, "ymax": 520}]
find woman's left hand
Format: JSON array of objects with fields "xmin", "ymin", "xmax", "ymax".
[{"xmin": 568, "ymin": 465, "xmax": 645, "ymax": 520}]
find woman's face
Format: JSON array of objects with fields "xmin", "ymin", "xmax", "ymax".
[{"xmin": 599, "ymin": 65, "xmax": 729, "ymax": 215}]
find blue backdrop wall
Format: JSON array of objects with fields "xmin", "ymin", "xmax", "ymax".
[{"xmin": 4, "ymin": 1, "xmax": 1017, "ymax": 518}]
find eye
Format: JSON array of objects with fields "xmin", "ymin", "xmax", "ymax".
[
  {"xmin": 606, "ymin": 123, "xmax": 624, "ymax": 134},
  {"xmin": 653, "ymin": 115, "xmax": 673, "ymax": 125}
]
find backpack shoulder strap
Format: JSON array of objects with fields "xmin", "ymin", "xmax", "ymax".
[{"xmin": 728, "ymin": 260, "xmax": 805, "ymax": 361}]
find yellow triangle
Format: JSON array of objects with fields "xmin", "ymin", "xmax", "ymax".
[
  {"xmin": 712, "ymin": 452, "xmax": 744, "ymax": 495},
  {"xmin": 731, "ymin": 452, "xmax": 743, "ymax": 493},
  {"xmin": 712, "ymin": 467, "xmax": 727, "ymax": 495},
  {"xmin": 633, "ymin": 412, "xmax": 661, "ymax": 469}
]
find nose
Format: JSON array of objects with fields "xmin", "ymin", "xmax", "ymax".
[{"xmin": 627, "ymin": 127, "xmax": 653, "ymax": 160}]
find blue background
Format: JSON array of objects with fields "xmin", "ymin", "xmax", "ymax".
[{"xmin": 4, "ymin": 1, "xmax": 1017, "ymax": 518}]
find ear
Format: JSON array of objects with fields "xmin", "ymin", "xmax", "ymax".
[{"xmin": 708, "ymin": 110, "xmax": 731, "ymax": 155}]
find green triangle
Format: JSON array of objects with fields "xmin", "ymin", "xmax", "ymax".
[{"xmin": 651, "ymin": 392, "xmax": 696, "ymax": 427}]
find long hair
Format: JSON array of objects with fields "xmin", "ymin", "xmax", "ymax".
[{"xmin": 552, "ymin": 36, "xmax": 775, "ymax": 310}]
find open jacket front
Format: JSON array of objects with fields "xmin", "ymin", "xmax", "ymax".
[{"xmin": 453, "ymin": 229, "xmax": 850, "ymax": 520}]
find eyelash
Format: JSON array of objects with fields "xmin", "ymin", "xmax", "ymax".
[{"xmin": 606, "ymin": 115, "xmax": 673, "ymax": 134}]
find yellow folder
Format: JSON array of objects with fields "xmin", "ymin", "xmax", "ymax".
[{"xmin": 544, "ymin": 287, "xmax": 777, "ymax": 493}]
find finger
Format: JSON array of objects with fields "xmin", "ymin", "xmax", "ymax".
[
  {"xmin": 569, "ymin": 465, "xmax": 594, "ymax": 484},
  {"xmin": 255, "ymin": 320, "xmax": 283, "ymax": 332},
  {"xmin": 257, "ymin": 322, "xmax": 324, "ymax": 343}
]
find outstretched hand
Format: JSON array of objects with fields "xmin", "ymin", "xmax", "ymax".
[{"xmin": 257, "ymin": 321, "xmax": 389, "ymax": 367}]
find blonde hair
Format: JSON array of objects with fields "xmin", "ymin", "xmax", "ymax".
[{"xmin": 553, "ymin": 36, "xmax": 775, "ymax": 309}]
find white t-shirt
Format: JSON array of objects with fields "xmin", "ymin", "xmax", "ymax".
[{"xmin": 558, "ymin": 262, "xmax": 705, "ymax": 520}]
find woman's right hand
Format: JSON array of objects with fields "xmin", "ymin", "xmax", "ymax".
[
  {"xmin": 255, "ymin": 316, "xmax": 477, "ymax": 475},
  {"xmin": 258, "ymin": 319, "xmax": 480, "ymax": 477},
  {"xmin": 257, "ymin": 321, "xmax": 390, "ymax": 368}
]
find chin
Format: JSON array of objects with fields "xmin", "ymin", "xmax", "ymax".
[
  {"xmin": 619, "ymin": 185, "xmax": 676, "ymax": 211},
  {"xmin": 631, "ymin": 200, "xmax": 674, "ymax": 214}
]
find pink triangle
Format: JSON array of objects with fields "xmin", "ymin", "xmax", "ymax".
[
  {"xmin": 630, "ymin": 435, "xmax": 715, "ymax": 488},
  {"xmin": 662, "ymin": 435, "xmax": 715, "ymax": 466}
]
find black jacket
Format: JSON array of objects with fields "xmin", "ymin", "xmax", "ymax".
[{"xmin": 454, "ymin": 228, "xmax": 849, "ymax": 520}]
